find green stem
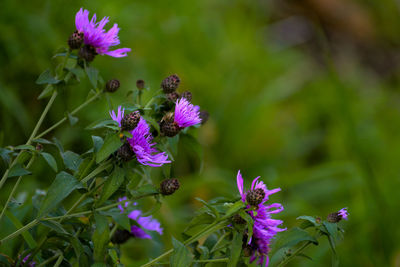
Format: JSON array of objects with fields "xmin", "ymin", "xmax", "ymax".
[
  {"xmin": 0, "ymin": 219, "xmax": 39, "ymax": 245},
  {"xmin": 0, "ymin": 91, "xmax": 58, "ymax": 192},
  {"xmin": 0, "ymin": 154, "xmax": 37, "ymax": 221},
  {"xmin": 277, "ymin": 241, "xmax": 313, "ymax": 267},
  {"xmin": 53, "ymin": 254, "xmax": 64, "ymax": 267},
  {"xmin": 36, "ymin": 252, "xmax": 61, "ymax": 267},
  {"xmin": 33, "ymin": 91, "xmax": 102, "ymax": 140},
  {"xmin": 80, "ymin": 160, "xmax": 112, "ymax": 184},
  {"xmin": 158, "ymin": 258, "xmax": 229, "ymax": 264}
]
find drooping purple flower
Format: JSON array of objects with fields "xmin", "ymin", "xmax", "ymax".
[
  {"xmin": 110, "ymin": 107, "xmax": 171, "ymax": 167},
  {"xmin": 237, "ymin": 170, "xmax": 286, "ymax": 267},
  {"xmin": 128, "ymin": 209, "xmax": 163, "ymax": 239},
  {"xmin": 174, "ymin": 98, "xmax": 201, "ymax": 128},
  {"xmin": 338, "ymin": 207, "xmax": 349, "ymax": 220},
  {"xmin": 75, "ymin": 8, "xmax": 131, "ymax": 58}
]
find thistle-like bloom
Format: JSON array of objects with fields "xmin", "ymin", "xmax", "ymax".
[
  {"xmin": 75, "ymin": 8, "xmax": 131, "ymax": 57},
  {"xmin": 174, "ymin": 98, "xmax": 201, "ymax": 128},
  {"xmin": 110, "ymin": 107, "xmax": 171, "ymax": 167},
  {"xmin": 237, "ymin": 171, "xmax": 286, "ymax": 267},
  {"xmin": 128, "ymin": 210, "xmax": 163, "ymax": 239},
  {"xmin": 338, "ymin": 208, "xmax": 348, "ymax": 220}
]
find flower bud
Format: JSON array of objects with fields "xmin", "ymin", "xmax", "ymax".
[
  {"xmin": 160, "ymin": 113, "xmax": 181, "ymax": 137},
  {"xmin": 106, "ymin": 79, "xmax": 120, "ymax": 93},
  {"xmin": 166, "ymin": 92, "xmax": 180, "ymax": 102},
  {"xmin": 79, "ymin": 44, "xmax": 97, "ymax": 62},
  {"xmin": 160, "ymin": 178, "xmax": 180, "ymax": 195},
  {"xmin": 246, "ymin": 188, "xmax": 265, "ymax": 206},
  {"xmin": 117, "ymin": 143, "xmax": 135, "ymax": 162},
  {"xmin": 232, "ymin": 214, "xmax": 246, "ymax": 224},
  {"xmin": 68, "ymin": 30, "xmax": 84, "ymax": 50},
  {"xmin": 35, "ymin": 144, "xmax": 43, "ymax": 151},
  {"xmin": 111, "ymin": 229, "xmax": 132, "ymax": 244},
  {"xmin": 161, "ymin": 74, "xmax": 180, "ymax": 93},
  {"xmin": 242, "ymin": 244, "xmax": 255, "ymax": 257},
  {"xmin": 199, "ymin": 110, "xmax": 209, "ymax": 125},
  {"xmin": 121, "ymin": 111, "xmax": 140, "ymax": 131},
  {"xmin": 180, "ymin": 91, "xmax": 192, "ymax": 101},
  {"xmin": 136, "ymin": 79, "xmax": 145, "ymax": 90}
]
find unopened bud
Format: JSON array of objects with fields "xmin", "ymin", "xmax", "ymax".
[
  {"xmin": 79, "ymin": 44, "xmax": 97, "ymax": 62},
  {"xmin": 117, "ymin": 143, "xmax": 135, "ymax": 162},
  {"xmin": 160, "ymin": 178, "xmax": 180, "ymax": 195},
  {"xmin": 121, "ymin": 111, "xmax": 140, "ymax": 131},
  {"xmin": 35, "ymin": 144, "xmax": 43, "ymax": 151},
  {"xmin": 68, "ymin": 30, "xmax": 84, "ymax": 50},
  {"xmin": 242, "ymin": 245, "xmax": 255, "ymax": 257},
  {"xmin": 136, "ymin": 79, "xmax": 145, "ymax": 90},
  {"xmin": 180, "ymin": 91, "xmax": 192, "ymax": 101},
  {"xmin": 106, "ymin": 79, "xmax": 120, "ymax": 93},
  {"xmin": 160, "ymin": 113, "xmax": 181, "ymax": 137},
  {"xmin": 199, "ymin": 110, "xmax": 209, "ymax": 125},
  {"xmin": 166, "ymin": 92, "xmax": 180, "ymax": 102},
  {"xmin": 111, "ymin": 229, "xmax": 132, "ymax": 244},
  {"xmin": 246, "ymin": 188, "xmax": 265, "ymax": 206},
  {"xmin": 161, "ymin": 74, "xmax": 180, "ymax": 93},
  {"xmin": 232, "ymin": 214, "xmax": 246, "ymax": 224}
]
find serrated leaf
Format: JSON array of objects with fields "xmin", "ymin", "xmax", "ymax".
[
  {"xmin": 62, "ymin": 151, "xmax": 83, "ymax": 171},
  {"xmin": 170, "ymin": 237, "xmax": 193, "ymax": 267},
  {"xmin": 41, "ymin": 152, "xmax": 58, "ymax": 172},
  {"xmin": 96, "ymin": 133, "xmax": 122, "ymax": 163},
  {"xmin": 228, "ymin": 231, "xmax": 243, "ymax": 267},
  {"xmin": 93, "ymin": 213, "xmax": 110, "ymax": 262},
  {"xmin": 38, "ymin": 171, "xmax": 84, "ymax": 217},
  {"xmin": 8, "ymin": 163, "xmax": 31, "ymax": 178},
  {"xmin": 98, "ymin": 167, "xmax": 125, "ymax": 205},
  {"xmin": 36, "ymin": 69, "xmax": 60, "ymax": 85},
  {"xmin": 85, "ymin": 65, "xmax": 99, "ymax": 88}
]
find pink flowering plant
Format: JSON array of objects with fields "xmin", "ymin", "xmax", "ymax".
[{"xmin": 0, "ymin": 7, "xmax": 349, "ymax": 267}]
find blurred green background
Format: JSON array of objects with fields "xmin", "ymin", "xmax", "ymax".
[{"xmin": 1, "ymin": 0, "xmax": 400, "ymax": 266}]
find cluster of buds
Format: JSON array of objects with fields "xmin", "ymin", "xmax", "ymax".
[{"xmin": 161, "ymin": 74, "xmax": 192, "ymax": 103}]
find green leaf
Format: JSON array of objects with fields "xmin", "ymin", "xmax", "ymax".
[
  {"xmin": 184, "ymin": 213, "xmax": 214, "ymax": 234},
  {"xmin": 224, "ymin": 200, "xmax": 245, "ymax": 218},
  {"xmin": 170, "ymin": 237, "xmax": 193, "ymax": 267},
  {"xmin": 228, "ymin": 231, "xmax": 243, "ymax": 267},
  {"xmin": 93, "ymin": 213, "xmax": 110, "ymax": 262},
  {"xmin": 38, "ymin": 171, "xmax": 84, "ymax": 217},
  {"xmin": 41, "ymin": 152, "xmax": 58, "ymax": 172},
  {"xmin": 273, "ymin": 227, "xmax": 318, "ymax": 251},
  {"xmin": 39, "ymin": 220, "xmax": 68, "ymax": 234},
  {"xmin": 62, "ymin": 151, "xmax": 83, "ymax": 171},
  {"xmin": 96, "ymin": 133, "xmax": 122, "ymax": 163},
  {"xmin": 239, "ymin": 210, "xmax": 254, "ymax": 244},
  {"xmin": 3, "ymin": 208, "xmax": 36, "ymax": 248},
  {"xmin": 195, "ymin": 197, "xmax": 219, "ymax": 219},
  {"xmin": 130, "ymin": 184, "xmax": 159, "ymax": 198},
  {"xmin": 100, "ymin": 210, "xmax": 131, "ymax": 231},
  {"xmin": 13, "ymin": 144, "xmax": 35, "ymax": 151},
  {"xmin": 38, "ymin": 84, "xmax": 55, "ymax": 99},
  {"xmin": 8, "ymin": 163, "xmax": 31, "ymax": 178},
  {"xmin": 322, "ymin": 221, "xmax": 339, "ymax": 240},
  {"xmin": 297, "ymin": 215, "xmax": 320, "ymax": 229},
  {"xmin": 33, "ymin": 138, "xmax": 53, "ymax": 145},
  {"xmin": 98, "ymin": 167, "xmax": 125, "ymax": 205},
  {"xmin": 92, "ymin": 136, "xmax": 104, "ymax": 153},
  {"xmin": 36, "ymin": 69, "xmax": 60, "ymax": 85},
  {"xmin": 85, "ymin": 65, "xmax": 99, "ymax": 88},
  {"xmin": 67, "ymin": 112, "xmax": 79, "ymax": 126},
  {"xmin": 86, "ymin": 119, "xmax": 119, "ymax": 130}
]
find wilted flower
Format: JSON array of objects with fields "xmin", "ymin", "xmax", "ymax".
[
  {"xmin": 237, "ymin": 170, "xmax": 286, "ymax": 267},
  {"xmin": 74, "ymin": 8, "xmax": 131, "ymax": 59},
  {"xmin": 110, "ymin": 107, "xmax": 171, "ymax": 167}
]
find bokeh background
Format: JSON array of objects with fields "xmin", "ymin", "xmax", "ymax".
[{"xmin": 1, "ymin": 0, "xmax": 400, "ymax": 266}]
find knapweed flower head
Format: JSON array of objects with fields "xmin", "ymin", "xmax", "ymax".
[
  {"xmin": 237, "ymin": 170, "xmax": 286, "ymax": 267},
  {"xmin": 174, "ymin": 98, "xmax": 201, "ymax": 128},
  {"xmin": 117, "ymin": 198, "xmax": 163, "ymax": 239},
  {"xmin": 110, "ymin": 106, "xmax": 171, "ymax": 167},
  {"xmin": 74, "ymin": 8, "xmax": 131, "ymax": 58},
  {"xmin": 327, "ymin": 207, "xmax": 349, "ymax": 223}
]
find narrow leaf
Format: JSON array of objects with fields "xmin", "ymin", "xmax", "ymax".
[
  {"xmin": 93, "ymin": 213, "xmax": 110, "ymax": 262},
  {"xmin": 96, "ymin": 133, "xmax": 122, "ymax": 163},
  {"xmin": 38, "ymin": 171, "xmax": 83, "ymax": 217},
  {"xmin": 8, "ymin": 163, "xmax": 31, "ymax": 178},
  {"xmin": 85, "ymin": 66, "xmax": 99, "ymax": 88},
  {"xmin": 98, "ymin": 167, "xmax": 125, "ymax": 205},
  {"xmin": 41, "ymin": 152, "xmax": 58, "ymax": 172},
  {"xmin": 36, "ymin": 69, "xmax": 60, "ymax": 85},
  {"xmin": 228, "ymin": 231, "xmax": 243, "ymax": 267}
]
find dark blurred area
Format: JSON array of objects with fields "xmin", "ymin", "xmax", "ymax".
[{"xmin": 1, "ymin": 0, "xmax": 400, "ymax": 266}]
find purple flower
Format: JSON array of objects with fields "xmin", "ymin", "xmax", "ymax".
[
  {"xmin": 237, "ymin": 170, "xmax": 286, "ymax": 267},
  {"xmin": 338, "ymin": 208, "xmax": 349, "ymax": 220},
  {"xmin": 128, "ymin": 209, "xmax": 163, "ymax": 239},
  {"xmin": 110, "ymin": 107, "xmax": 171, "ymax": 167},
  {"xmin": 118, "ymin": 196, "xmax": 129, "ymax": 213},
  {"xmin": 75, "ymin": 8, "xmax": 131, "ymax": 58},
  {"xmin": 174, "ymin": 98, "xmax": 201, "ymax": 128},
  {"xmin": 21, "ymin": 254, "xmax": 36, "ymax": 267}
]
